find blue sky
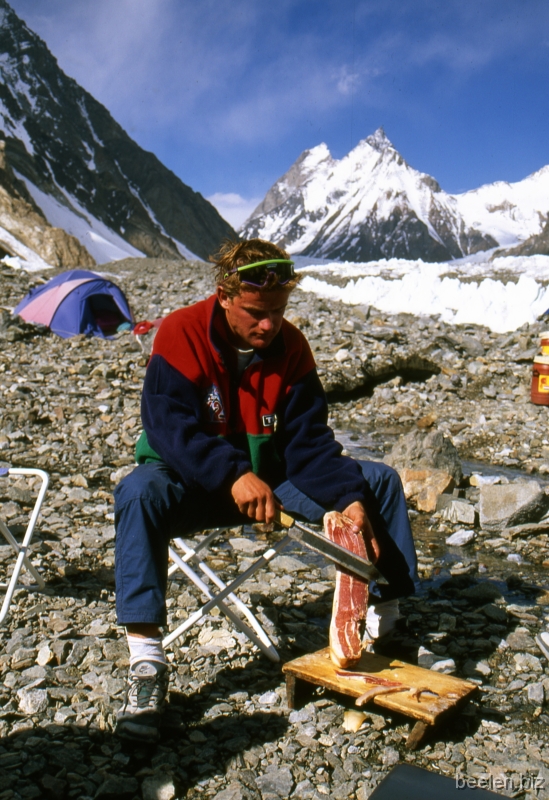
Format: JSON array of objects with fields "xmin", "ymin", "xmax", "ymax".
[{"xmin": 8, "ymin": 0, "xmax": 549, "ymax": 227}]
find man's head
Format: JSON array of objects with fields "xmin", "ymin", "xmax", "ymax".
[
  {"xmin": 211, "ymin": 238, "xmax": 300, "ymax": 299},
  {"xmin": 212, "ymin": 238, "xmax": 301, "ymax": 350}
]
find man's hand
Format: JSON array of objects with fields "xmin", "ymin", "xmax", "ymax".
[
  {"xmin": 231, "ymin": 472, "xmax": 277, "ymax": 523},
  {"xmin": 343, "ymin": 500, "xmax": 380, "ymax": 563}
]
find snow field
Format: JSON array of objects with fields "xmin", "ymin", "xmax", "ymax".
[{"xmin": 299, "ymin": 255, "xmax": 549, "ymax": 333}]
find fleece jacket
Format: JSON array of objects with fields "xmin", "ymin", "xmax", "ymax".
[{"xmin": 136, "ymin": 294, "xmax": 367, "ymax": 511}]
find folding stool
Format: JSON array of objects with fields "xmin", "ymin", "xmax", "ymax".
[
  {"xmin": 0, "ymin": 467, "xmax": 49, "ymax": 624},
  {"xmin": 163, "ymin": 527, "xmax": 294, "ymax": 662}
]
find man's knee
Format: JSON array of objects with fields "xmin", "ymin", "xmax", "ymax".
[
  {"xmin": 114, "ymin": 463, "xmax": 178, "ymax": 510},
  {"xmin": 358, "ymin": 460, "xmax": 403, "ymax": 496}
]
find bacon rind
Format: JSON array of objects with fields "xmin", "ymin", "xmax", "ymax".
[
  {"xmin": 336, "ymin": 670, "xmax": 402, "ymax": 687},
  {"xmin": 325, "ymin": 511, "xmax": 368, "ymax": 668},
  {"xmin": 355, "ymin": 685, "xmax": 404, "ymax": 706}
]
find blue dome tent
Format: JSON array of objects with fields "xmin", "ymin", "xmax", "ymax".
[{"xmin": 14, "ymin": 269, "xmax": 134, "ymax": 338}]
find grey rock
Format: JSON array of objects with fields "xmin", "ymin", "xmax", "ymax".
[
  {"xmin": 463, "ymin": 660, "xmax": 491, "ymax": 677},
  {"xmin": 255, "ymin": 767, "xmax": 294, "ymax": 797},
  {"xmin": 384, "ymin": 428, "xmax": 462, "ymax": 482},
  {"xmin": 430, "ymin": 658, "xmax": 456, "ymax": 673},
  {"xmin": 481, "ymin": 604, "xmax": 507, "ymax": 624},
  {"xmin": 507, "ymin": 628, "xmax": 537, "ymax": 653},
  {"xmin": 445, "ymin": 528, "xmax": 476, "ymax": 546},
  {"xmin": 441, "ymin": 501, "xmax": 476, "ymax": 525},
  {"xmin": 42, "ymin": 774, "xmax": 68, "ymax": 796},
  {"xmin": 507, "ymin": 679, "xmax": 526, "ymax": 691},
  {"xmin": 514, "ymin": 653, "xmax": 543, "ymax": 673},
  {"xmin": 289, "ymin": 707, "xmax": 316, "ymax": 724},
  {"xmin": 382, "ymin": 747, "xmax": 400, "ymax": 766},
  {"xmin": 94, "ymin": 775, "xmax": 139, "ymax": 799},
  {"xmin": 459, "ymin": 335, "xmax": 486, "ymax": 358},
  {"xmin": 142, "ymin": 775, "xmax": 177, "ymax": 800},
  {"xmin": 229, "ymin": 537, "xmax": 266, "ymax": 554},
  {"xmin": 54, "ymin": 706, "xmax": 76, "ymax": 724},
  {"xmin": 17, "ymin": 686, "xmax": 48, "ymax": 714},
  {"xmin": 258, "ymin": 691, "xmax": 280, "ymax": 705},
  {"xmin": 292, "ymin": 779, "xmax": 316, "ymax": 798},
  {"xmin": 527, "ymin": 682, "xmax": 545, "ymax": 706},
  {"xmin": 460, "ymin": 582, "xmax": 502, "ymax": 602},
  {"xmin": 417, "ymin": 647, "xmax": 438, "ymax": 669},
  {"xmin": 21, "ymin": 664, "xmax": 49, "ymax": 681},
  {"xmin": 270, "ymin": 555, "xmax": 309, "ymax": 572},
  {"xmin": 479, "ymin": 482, "xmax": 549, "ymax": 532},
  {"xmin": 438, "ymin": 613, "xmax": 457, "ymax": 631},
  {"xmin": 213, "ymin": 785, "xmax": 246, "ymax": 800},
  {"xmin": 10, "ymin": 646, "xmax": 36, "ymax": 669}
]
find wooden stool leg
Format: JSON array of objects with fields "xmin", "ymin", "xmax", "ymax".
[
  {"xmin": 286, "ymin": 674, "xmax": 297, "ymax": 709},
  {"xmin": 406, "ymin": 720, "xmax": 430, "ymax": 750},
  {"xmin": 285, "ymin": 674, "xmax": 316, "ymax": 710}
]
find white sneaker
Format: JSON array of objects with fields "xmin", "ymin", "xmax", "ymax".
[
  {"xmin": 116, "ymin": 660, "xmax": 168, "ymax": 741},
  {"xmin": 365, "ymin": 599, "xmax": 401, "ymax": 641}
]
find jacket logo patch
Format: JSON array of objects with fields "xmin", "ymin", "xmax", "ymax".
[
  {"xmin": 262, "ymin": 414, "xmax": 275, "ymax": 427},
  {"xmin": 204, "ymin": 385, "xmax": 226, "ymax": 423}
]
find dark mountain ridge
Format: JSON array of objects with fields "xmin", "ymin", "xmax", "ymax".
[{"xmin": 0, "ymin": 0, "xmax": 236, "ymax": 263}]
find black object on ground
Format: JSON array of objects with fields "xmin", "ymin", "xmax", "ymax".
[{"xmin": 370, "ymin": 764, "xmax": 507, "ymax": 799}]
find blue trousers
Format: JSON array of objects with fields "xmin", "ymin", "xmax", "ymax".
[{"xmin": 113, "ymin": 460, "xmax": 419, "ymax": 625}]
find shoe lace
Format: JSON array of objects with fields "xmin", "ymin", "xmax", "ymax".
[{"xmin": 127, "ymin": 671, "xmax": 166, "ymax": 710}]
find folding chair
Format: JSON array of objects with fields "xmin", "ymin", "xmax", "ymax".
[
  {"xmin": 0, "ymin": 467, "xmax": 49, "ymax": 624},
  {"xmin": 163, "ymin": 527, "xmax": 294, "ymax": 662}
]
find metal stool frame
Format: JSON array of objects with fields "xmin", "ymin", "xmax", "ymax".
[
  {"xmin": 163, "ymin": 528, "xmax": 293, "ymax": 662},
  {"xmin": 0, "ymin": 467, "xmax": 49, "ymax": 624}
]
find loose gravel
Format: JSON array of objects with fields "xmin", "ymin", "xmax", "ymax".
[{"xmin": 1, "ymin": 258, "xmax": 549, "ymax": 800}]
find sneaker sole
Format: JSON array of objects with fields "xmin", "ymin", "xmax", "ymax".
[{"xmin": 116, "ymin": 718, "xmax": 160, "ymax": 742}]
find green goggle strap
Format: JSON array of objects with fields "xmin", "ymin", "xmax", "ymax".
[{"xmin": 223, "ymin": 259, "xmax": 295, "ymax": 279}]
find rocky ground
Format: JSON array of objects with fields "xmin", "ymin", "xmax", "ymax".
[{"xmin": 1, "ymin": 257, "xmax": 549, "ymax": 800}]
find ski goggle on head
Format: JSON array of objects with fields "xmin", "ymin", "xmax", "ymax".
[{"xmin": 223, "ymin": 259, "xmax": 296, "ymax": 288}]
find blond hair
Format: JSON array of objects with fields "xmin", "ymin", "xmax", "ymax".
[{"xmin": 210, "ymin": 238, "xmax": 301, "ymax": 298}]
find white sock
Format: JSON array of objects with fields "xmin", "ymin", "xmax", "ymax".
[
  {"xmin": 365, "ymin": 599, "xmax": 400, "ymax": 640},
  {"xmin": 126, "ymin": 634, "xmax": 166, "ymax": 667}
]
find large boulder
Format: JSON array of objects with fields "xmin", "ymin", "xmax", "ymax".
[
  {"xmin": 384, "ymin": 429, "xmax": 462, "ymax": 483},
  {"xmin": 479, "ymin": 482, "xmax": 549, "ymax": 532}
]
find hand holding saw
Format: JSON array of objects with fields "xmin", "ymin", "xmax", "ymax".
[{"xmin": 273, "ymin": 510, "xmax": 387, "ymax": 584}]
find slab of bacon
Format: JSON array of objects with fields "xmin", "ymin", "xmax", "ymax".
[{"xmin": 325, "ymin": 511, "xmax": 369, "ymax": 668}]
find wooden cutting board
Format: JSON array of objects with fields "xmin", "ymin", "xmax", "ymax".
[{"xmin": 282, "ymin": 647, "xmax": 478, "ymax": 743}]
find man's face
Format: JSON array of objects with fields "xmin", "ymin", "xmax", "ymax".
[{"xmin": 217, "ymin": 286, "xmax": 291, "ymax": 349}]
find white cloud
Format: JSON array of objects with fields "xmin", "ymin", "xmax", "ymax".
[
  {"xmin": 11, "ymin": 0, "xmax": 547, "ymax": 151},
  {"xmin": 335, "ymin": 66, "xmax": 360, "ymax": 96},
  {"xmin": 207, "ymin": 193, "xmax": 262, "ymax": 229}
]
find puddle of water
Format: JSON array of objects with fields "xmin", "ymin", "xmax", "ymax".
[{"xmin": 335, "ymin": 429, "xmax": 549, "ymax": 485}]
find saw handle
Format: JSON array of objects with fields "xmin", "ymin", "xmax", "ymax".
[{"xmin": 274, "ymin": 509, "xmax": 295, "ymax": 528}]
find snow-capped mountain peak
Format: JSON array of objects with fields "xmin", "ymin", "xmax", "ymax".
[
  {"xmin": 241, "ymin": 129, "xmax": 497, "ymax": 262},
  {"xmin": 363, "ymin": 126, "xmax": 393, "ymax": 152}
]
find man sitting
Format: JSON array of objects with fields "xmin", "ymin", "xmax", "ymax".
[{"xmin": 113, "ymin": 238, "xmax": 419, "ymax": 740}]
